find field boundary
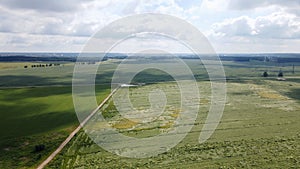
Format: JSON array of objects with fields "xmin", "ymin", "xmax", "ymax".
[{"xmin": 37, "ymin": 87, "xmax": 119, "ymax": 169}]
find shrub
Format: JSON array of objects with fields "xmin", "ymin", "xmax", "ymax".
[{"xmin": 34, "ymin": 144, "xmax": 45, "ymax": 152}]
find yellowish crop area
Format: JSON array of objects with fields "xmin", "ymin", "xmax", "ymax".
[
  {"xmin": 112, "ymin": 118, "xmax": 138, "ymax": 129},
  {"xmin": 200, "ymin": 98, "xmax": 210, "ymax": 105},
  {"xmin": 94, "ymin": 82, "xmax": 210, "ymax": 137},
  {"xmin": 159, "ymin": 121, "xmax": 174, "ymax": 129},
  {"xmin": 250, "ymin": 84, "xmax": 289, "ymax": 100},
  {"xmin": 257, "ymin": 91, "xmax": 286, "ymax": 99},
  {"xmin": 170, "ymin": 109, "xmax": 180, "ymax": 118}
]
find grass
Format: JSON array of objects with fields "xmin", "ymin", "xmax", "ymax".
[
  {"xmin": 45, "ymin": 130, "xmax": 300, "ymax": 168},
  {"xmin": 0, "ymin": 87, "xmax": 75, "ymax": 141},
  {"xmin": 0, "ymin": 85, "xmax": 110, "ymax": 168},
  {"xmin": 0, "ymin": 62, "xmax": 36, "ymax": 70},
  {"xmin": 0, "ymin": 58, "xmax": 299, "ymax": 168},
  {"xmin": 46, "ymin": 79, "xmax": 300, "ymax": 168},
  {"xmin": 0, "ymin": 86, "xmax": 75, "ymax": 168}
]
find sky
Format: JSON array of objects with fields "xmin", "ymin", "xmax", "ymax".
[{"xmin": 0, "ymin": 0, "xmax": 299, "ymax": 53}]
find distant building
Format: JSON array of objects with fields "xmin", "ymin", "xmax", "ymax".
[
  {"xmin": 277, "ymin": 78, "xmax": 286, "ymax": 81},
  {"xmin": 120, "ymin": 84, "xmax": 138, "ymax": 88}
]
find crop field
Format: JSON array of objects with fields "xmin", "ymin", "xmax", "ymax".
[
  {"xmin": 0, "ymin": 58, "xmax": 299, "ymax": 168},
  {"xmin": 47, "ymin": 79, "xmax": 300, "ymax": 168},
  {"xmin": 0, "ymin": 62, "xmax": 114, "ymax": 168},
  {"xmin": 0, "ymin": 62, "xmax": 35, "ymax": 70},
  {"xmin": 0, "ymin": 85, "xmax": 111, "ymax": 168}
]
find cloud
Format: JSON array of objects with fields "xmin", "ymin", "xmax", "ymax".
[
  {"xmin": 254, "ymin": 12, "xmax": 300, "ymax": 39},
  {"xmin": 208, "ymin": 35, "xmax": 300, "ymax": 53},
  {"xmin": 174, "ymin": 0, "xmax": 203, "ymax": 9},
  {"xmin": 228, "ymin": 0, "xmax": 300, "ymax": 16},
  {"xmin": 212, "ymin": 12, "xmax": 300, "ymax": 39},
  {"xmin": 0, "ymin": 0, "xmax": 204, "ymax": 37},
  {"xmin": 0, "ymin": 0, "xmax": 299, "ymax": 53},
  {"xmin": 0, "ymin": 1, "xmax": 120, "ymax": 37},
  {"xmin": 228, "ymin": 0, "xmax": 300, "ymax": 10},
  {"xmin": 212, "ymin": 16, "xmax": 254, "ymax": 37},
  {"xmin": 122, "ymin": 0, "xmax": 140, "ymax": 14},
  {"xmin": 0, "ymin": 6, "xmax": 69, "ymax": 35},
  {"xmin": 0, "ymin": 0, "xmax": 90, "ymax": 12},
  {"xmin": 0, "ymin": 32, "xmax": 88, "ymax": 52}
]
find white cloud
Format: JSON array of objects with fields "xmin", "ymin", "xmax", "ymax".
[
  {"xmin": 255, "ymin": 12, "xmax": 300, "ymax": 39},
  {"xmin": 209, "ymin": 36, "xmax": 300, "ymax": 53},
  {"xmin": 207, "ymin": 11, "xmax": 300, "ymax": 53},
  {"xmin": 0, "ymin": 0, "xmax": 203, "ymax": 37},
  {"xmin": 0, "ymin": 1, "xmax": 121, "ymax": 37},
  {"xmin": 201, "ymin": 0, "xmax": 228, "ymax": 11},
  {"xmin": 0, "ymin": 0, "xmax": 90, "ymax": 12},
  {"xmin": 228, "ymin": 0, "xmax": 300, "ymax": 17},
  {"xmin": 0, "ymin": 32, "xmax": 88, "ymax": 52},
  {"xmin": 212, "ymin": 16, "xmax": 255, "ymax": 37},
  {"xmin": 228, "ymin": 0, "xmax": 300, "ymax": 10},
  {"xmin": 211, "ymin": 12, "xmax": 300, "ymax": 39},
  {"xmin": 0, "ymin": 0, "xmax": 299, "ymax": 53}
]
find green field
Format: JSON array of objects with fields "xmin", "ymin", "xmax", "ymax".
[
  {"xmin": 46, "ymin": 79, "xmax": 300, "ymax": 168},
  {"xmin": 0, "ymin": 59, "xmax": 299, "ymax": 168},
  {"xmin": 0, "ymin": 62, "xmax": 113, "ymax": 168},
  {"xmin": 0, "ymin": 85, "xmax": 112, "ymax": 168}
]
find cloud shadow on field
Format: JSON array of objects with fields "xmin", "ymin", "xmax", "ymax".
[
  {"xmin": 285, "ymin": 88, "xmax": 300, "ymax": 101},
  {"xmin": 0, "ymin": 86, "xmax": 77, "ymax": 147},
  {"xmin": 2, "ymin": 86, "xmax": 72, "ymax": 101},
  {"xmin": 0, "ymin": 75, "xmax": 72, "ymax": 87}
]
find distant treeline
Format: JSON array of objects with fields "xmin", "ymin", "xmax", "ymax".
[
  {"xmin": 219, "ymin": 56, "xmax": 300, "ymax": 63},
  {"xmin": 0, "ymin": 56, "xmax": 76, "ymax": 62},
  {"xmin": 25, "ymin": 63, "xmax": 61, "ymax": 68},
  {"xmin": 275, "ymin": 57, "xmax": 300, "ymax": 63},
  {"xmin": 1, "ymin": 54, "xmax": 300, "ymax": 63}
]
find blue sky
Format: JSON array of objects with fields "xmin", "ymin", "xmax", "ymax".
[{"xmin": 0, "ymin": 0, "xmax": 299, "ymax": 53}]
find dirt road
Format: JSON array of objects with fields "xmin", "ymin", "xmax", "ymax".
[{"xmin": 37, "ymin": 87, "xmax": 119, "ymax": 169}]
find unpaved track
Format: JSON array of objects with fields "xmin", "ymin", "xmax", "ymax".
[{"xmin": 37, "ymin": 87, "xmax": 119, "ymax": 169}]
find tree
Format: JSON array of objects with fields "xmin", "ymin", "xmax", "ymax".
[
  {"xmin": 292, "ymin": 64, "xmax": 295, "ymax": 74},
  {"xmin": 278, "ymin": 70, "xmax": 283, "ymax": 77},
  {"xmin": 34, "ymin": 144, "xmax": 45, "ymax": 152},
  {"xmin": 263, "ymin": 71, "xmax": 268, "ymax": 77}
]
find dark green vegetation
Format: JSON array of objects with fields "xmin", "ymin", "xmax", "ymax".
[
  {"xmin": 0, "ymin": 86, "xmax": 75, "ymax": 168},
  {"xmin": 0, "ymin": 55, "xmax": 299, "ymax": 168},
  {"xmin": 0, "ymin": 85, "xmax": 111, "ymax": 168},
  {"xmin": 0, "ymin": 62, "xmax": 112, "ymax": 168}
]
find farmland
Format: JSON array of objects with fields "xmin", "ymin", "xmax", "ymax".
[
  {"xmin": 0, "ymin": 56, "xmax": 299, "ymax": 168},
  {"xmin": 46, "ymin": 79, "xmax": 300, "ymax": 168},
  {"xmin": 0, "ymin": 62, "xmax": 112, "ymax": 168}
]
